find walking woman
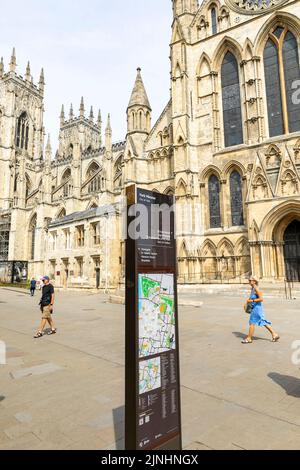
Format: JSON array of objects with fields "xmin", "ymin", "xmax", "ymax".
[{"xmin": 242, "ymin": 277, "xmax": 280, "ymax": 344}]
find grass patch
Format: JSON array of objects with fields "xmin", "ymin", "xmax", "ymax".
[{"xmin": 0, "ymin": 283, "xmax": 29, "ymax": 290}]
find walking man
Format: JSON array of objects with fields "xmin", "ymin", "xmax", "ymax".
[
  {"xmin": 34, "ymin": 276, "xmax": 57, "ymax": 339},
  {"xmin": 30, "ymin": 278, "xmax": 37, "ymax": 297}
]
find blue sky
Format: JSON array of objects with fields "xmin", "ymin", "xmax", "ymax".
[{"xmin": 0, "ymin": 0, "xmax": 172, "ymax": 148}]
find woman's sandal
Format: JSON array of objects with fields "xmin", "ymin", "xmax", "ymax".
[
  {"xmin": 272, "ymin": 336, "xmax": 280, "ymax": 343},
  {"xmin": 48, "ymin": 329, "xmax": 57, "ymax": 336},
  {"xmin": 241, "ymin": 339, "xmax": 253, "ymax": 344},
  {"xmin": 34, "ymin": 332, "xmax": 43, "ymax": 339}
]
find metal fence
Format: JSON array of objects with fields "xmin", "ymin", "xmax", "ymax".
[
  {"xmin": 178, "ymin": 271, "xmax": 251, "ymax": 285},
  {"xmin": 284, "ymin": 279, "xmax": 300, "ymax": 300}
]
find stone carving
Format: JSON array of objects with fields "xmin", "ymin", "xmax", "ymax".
[{"xmin": 225, "ymin": 0, "xmax": 289, "ymax": 15}]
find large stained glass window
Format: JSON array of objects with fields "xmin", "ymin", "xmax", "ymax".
[
  {"xmin": 230, "ymin": 171, "xmax": 244, "ymax": 227},
  {"xmin": 221, "ymin": 52, "xmax": 244, "ymax": 148},
  {"xmin": 264, "ymin": 27, "xmax": 300, "ymax": 137},
  {"xmin": 209, "ymin": 175, "xmax": 222, "ymax": 229},
  {"xmin": 264, "ymin": 39, "xmax": 284, "ymax": 137},
  {"xmin": 283, "ymin": 32, "xmax": 300, "ymax": 133}
]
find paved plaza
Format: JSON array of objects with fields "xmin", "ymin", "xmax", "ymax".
[{"xmin": 0, "ymin": 287, "xmax": 300, "ymax": 450}]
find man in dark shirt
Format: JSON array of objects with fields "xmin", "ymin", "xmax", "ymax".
[
  {"xmin": 34, "ymin": 276, "xmax": 57, "ymax": 339},
  {"xmin": 30, "ymin": 278, "xmax": 37, "ymax": 297}
]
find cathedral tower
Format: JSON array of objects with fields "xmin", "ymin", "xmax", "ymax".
[
  {"xmin": 0, "ymin": 49, "xmax": 45, "ymax": 212},
  {"xmin": 58, "ymin": 98, "xmax": 102, "ymax": 160}
]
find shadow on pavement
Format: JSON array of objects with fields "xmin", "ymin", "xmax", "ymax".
[
  {"xmin": 233, "ymin": 332, "xmax": 270, "ymax": 342},
  {"xmin": 268, "ymin": 373, "xmax": 300, "ymax": 398},
  {"xmin": 0, "ymin": 396, "xmax": 5, "ymax": 402},
  {"xmin": 113, "ymin": 406, "xmax": 125, "ymax": 450}
]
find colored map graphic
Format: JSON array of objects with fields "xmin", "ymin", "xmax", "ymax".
[
  {"xmin": 138, "ymin": 274, "xmax": 176, "ymax": 358},
  {"xmin": 139, "ymin": 357, "xmax": 161, "ymax": 395}
]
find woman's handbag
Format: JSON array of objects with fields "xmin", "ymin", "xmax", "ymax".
[{"xmin": 244, "ymin": 303, "xmax": 253, "ymax": 315}]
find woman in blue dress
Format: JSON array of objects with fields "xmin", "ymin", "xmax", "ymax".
[{"xmin": 242, "ymin": 277, "xmax": 280, "ymax": 344}]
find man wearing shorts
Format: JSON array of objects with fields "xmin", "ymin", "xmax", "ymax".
[{"xmin": 34, "ymin": 276, "xmax": 57, "ymax": 339}]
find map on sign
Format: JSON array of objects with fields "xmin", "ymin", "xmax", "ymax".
[
  {"xmin": 138, "ymin": 274, "xmax": 176, "ymax": 358},
  {"xmin": 139, "ymin": 357, "xmax": 161, "ymax": 395}
]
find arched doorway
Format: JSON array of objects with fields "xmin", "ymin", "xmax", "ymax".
[{"xmin": 284, "ymin": 220, "xmax": 300, "ymax": 282}]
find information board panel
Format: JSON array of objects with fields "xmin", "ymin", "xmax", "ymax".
[{"xmin": 125, "ymin": 186, "xmax": 182, "ymax": 451}]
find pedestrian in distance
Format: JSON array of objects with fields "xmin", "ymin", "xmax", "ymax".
[
  {"xmin": 30, "ymin": 278, "xmax": 37, "ymax": 297},
  {"xmin": 34, "ymin": 276, "xmax": 57, "ymax": 339},
  {"xmin": 242, "ymin": 276, "xmax": 280, "ymax": 344}
]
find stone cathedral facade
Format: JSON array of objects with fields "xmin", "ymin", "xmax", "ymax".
[{"xmin": 0, "ymin": 0, "xmax": 300, "ymax": 289}]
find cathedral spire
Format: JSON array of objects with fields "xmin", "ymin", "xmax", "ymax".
[
  {"xmin": 10, "ymin": 48, "xmax": 17, "ymax": 72},
  {"xmin": 97, "ymin": 109, "xmax": 102, "ymax": 128},
  {"xmin": 69, "ymin": 103, "xmax": 74, "ymax": 120},
  {"xmin": 25, "ymin": 61, "xmax": 31, "ymax": 82},
  {"xmin": 128, "ymin": 67, "xmax": 151, "ymax": 111},
  {"xmin": 80, "ymin": 97, "xmax": 85, "ymax": 118},
  {"xmin": 89, "ymin": 106, "xmax": 94, "ymax": 122},
  {"xmin": 0, "ymin": 57, "xmax": 4, "ymax": 78},
  {"xmin": 39, "ymin": 68, "xmax": 45, "ymax": 94},
  {"xmin": 106, "ymin": 113, "xmax": 112, "ymax": 133},
  {"xmin": 105, "ymin": 114, "xmax": 112, "ymax": 153},
  {"xmin": 46, "ymin": 134, "xmax": 52, "ymax": 158},
  {"xmin": 60, "ymin": 105, "xmax": 65, "ymax": 125}
]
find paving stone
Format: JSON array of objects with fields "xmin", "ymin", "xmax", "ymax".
[
  {"xmin": 14, "ymin": 412, "xmax": 33, "ymax": 424},
  {"xmin": 10, "ymin": 363, "xmax": 63, "ymax": 380}
]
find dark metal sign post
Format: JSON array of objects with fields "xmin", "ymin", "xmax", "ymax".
[{"xmin": 125, "ymin": 186, "xmax": 182, "ymax": 451}]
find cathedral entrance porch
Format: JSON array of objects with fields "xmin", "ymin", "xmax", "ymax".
[
  {"xmin": 258, "ymin": 201, "xmax": 300, "ymax": 282},
  {"xmin": 284, "ymin": 220, "xmax": 300, "ymax": 282}
]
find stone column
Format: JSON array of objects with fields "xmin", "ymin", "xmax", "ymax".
[{"xmin": 275, "ymin": 242, "xmax": 285, "ymax": 280}]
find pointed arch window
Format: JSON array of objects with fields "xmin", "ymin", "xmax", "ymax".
[
  {"xmin": 16, "ymin": 112, "xmax": 29, "ymax": 150},
  {"xmin": 88, "ymin": 176, "xmax": 101, "ymax": 194},
  {"xmin": 68, "ymin": 144, "xmax": 74, "ymax": 157},
  {"xmin": 230, "ymin": 170, "xmax": 244, "ymax": 226},
  {"xmin": 264, "ymin": 27, "xmax": 300, "ymax": 137},
  {"xmin": 61, "ymin": 168, "xmax": 72, "ymax": 198},
  {"xmin": 221, "ymin": 52, "xmax": 243, "ymax": 148},
  {"xmin": 208, "ymin": 175, "xmax": 222, "ymax": 229},
  {"xmin": 211, "ymin": 7, "xmax": 218, "ymax": 35}
]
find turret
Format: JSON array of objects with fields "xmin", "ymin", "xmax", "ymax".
[
  {"xmin": 60, "ymin": 105, "xmax": 65, "ymax": 126},
  {"xmin": 9, "ymin": 48, "xmax": 17, "ymax": 73},
  {"xmin": 69, "ymin": 103, "xmax": 74, "ymax": 120},
  {"xmin": 105, "ymin": 114, "xmax": 112, "ymax": 155},
  {"xmin": 45, "ymin": 134, "xmax": 52, "ymax": 164},
  {"xmin": 127, "ymin": 68, "xmax": 151, "ymax": 136},
  {"xmin": 0, "ymin": 57, "xmax": 4, "ymax": 78},
  {"xmin": 89, "ymin": 106, "xmax": 94, "ymax": 123},
  {"xmin": 39, "ymin": 68, "xmax": 45, "ymax": 95},
  {"xmin": 79, "ymin": 97, "xmax": 85, "ymax": 118},
  {"xmin": 25, "ymin": 62, "xmax": 31, "ymax": 82},
  {"xmin": 172, "ymin": 0, "xmax": 198, "ymax": 17}
]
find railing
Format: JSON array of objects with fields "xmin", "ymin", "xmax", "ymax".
[
  {"xmin": 178, "ymin": 271, "xmax": 251, "ymax": 285},
  {"xmin": 284, "ymin": 279, "xmax": 300, "ymax": 300}
]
